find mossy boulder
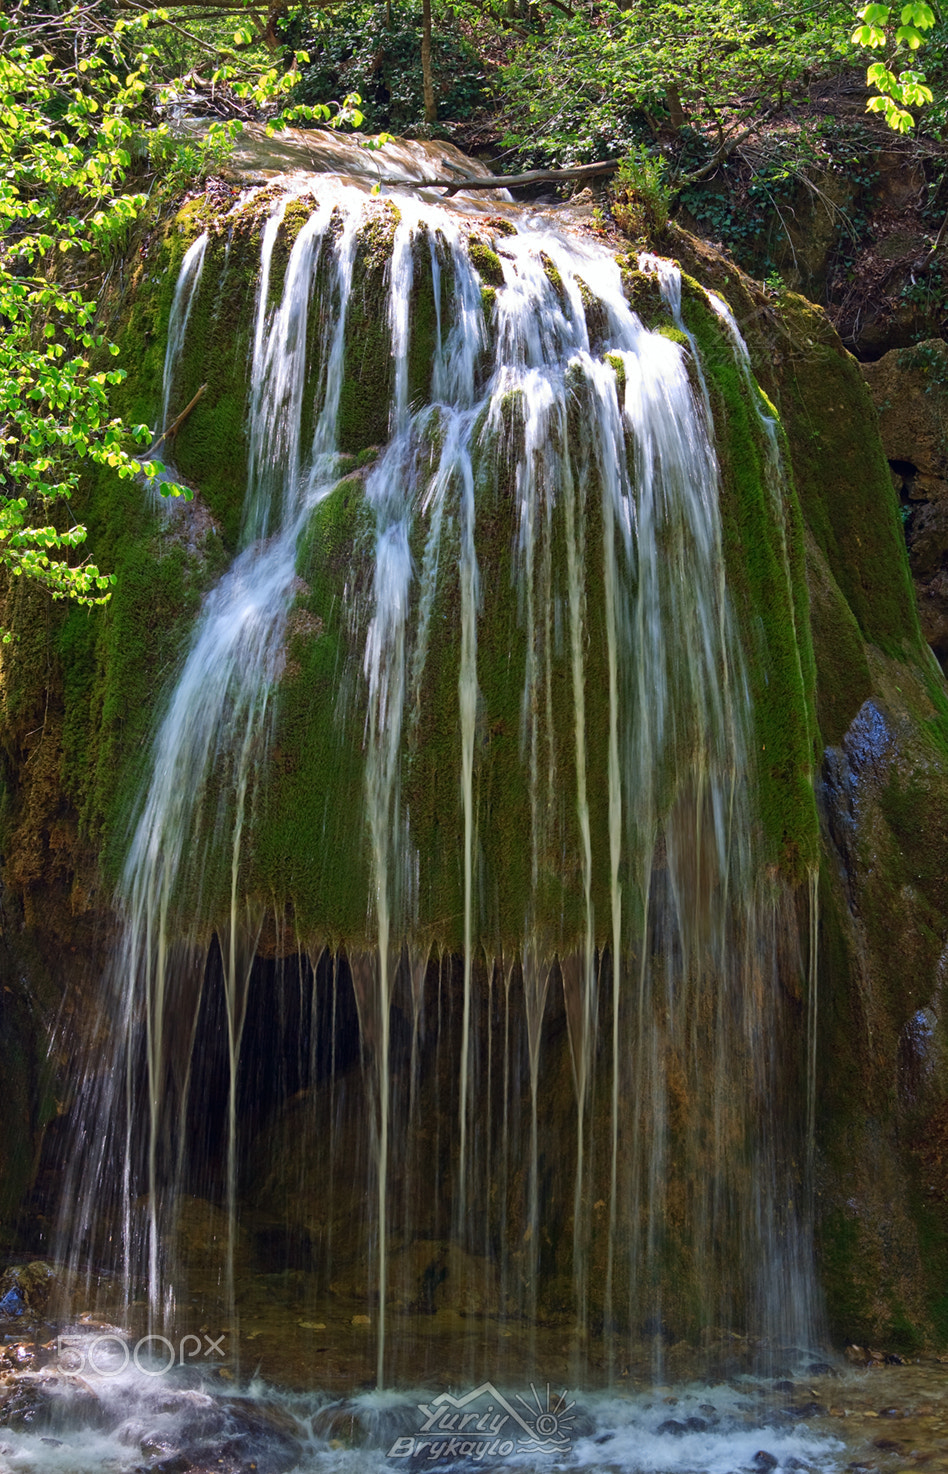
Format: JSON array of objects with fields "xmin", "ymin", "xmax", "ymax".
[
  {"xmin": 2, "ymin": 180, "xmax": 948, "ymax": 1352},
  {"xmin": 676, "ymin": 229, "xmax": 948, "ymax": 1349}
]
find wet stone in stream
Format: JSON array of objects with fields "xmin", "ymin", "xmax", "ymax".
[{"xmin": 0, "ymin": 1333, "xmax": 946, "ymax": 1471}]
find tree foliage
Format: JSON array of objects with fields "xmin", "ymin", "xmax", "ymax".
[
  {"xmin": 852, "ymin": 0, "xmax": 936, "ymax": 130},
  {"xmin": 483, "ymin": 0, "xmax": 858, "ymax": 169},
  {"xmin": 0, "ymin": 15, "xmax": 158, "ymax": 613},
  {"xmin": 285, "ymin": 0, "xmax": 484, "ymax": 133},
  {"xmin": 0, "ymin": 0, "xmax": 355, "ymax": 620},
  {"xmin": 1, "ymin": 0, "xmax": 944, "ymax": 629}
]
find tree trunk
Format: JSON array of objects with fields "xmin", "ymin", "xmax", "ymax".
[
  {"xmin": 421, "ymin": 0, "xmax": 436, "ymax": 123},
  {"xmin": 664, "ymin": 84, "xmax": 689, "ymax": 131},
  {"xmin": 372, "ymin": 159, "xmax": 621, "ymax": 194}
]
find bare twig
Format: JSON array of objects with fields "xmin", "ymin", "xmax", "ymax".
[{"xmin": 150, "ymin": 383, "xmax": 207, "ymax": 453}]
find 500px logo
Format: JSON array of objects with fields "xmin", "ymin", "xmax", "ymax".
[{"xmin": 55, "ymin": 1332, "xmax": 228, "ymax": 1377}]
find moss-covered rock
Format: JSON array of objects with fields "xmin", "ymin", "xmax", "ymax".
[
  {"xmin": 467, "ymin": 236, "xmax": 504, "ymax": 288},
  {"xmin": 678, "ymin": 276, "xmax": 820, "ymax": 880},
  {"xmin": 4, "ymin": 175, "xmax": 948, "ymax": 1354},
  {"xmin": 337, "ymin": 201, "xmax": 400, "ymax": 454},
  {"xmin": 253, "ymin": 476, "xmax": 373, "ymax": 944}
]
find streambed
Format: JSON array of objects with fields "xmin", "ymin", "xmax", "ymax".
[{"xmin": 2, "ymin": 1316, "xmax": 947, "ymax": 1474}]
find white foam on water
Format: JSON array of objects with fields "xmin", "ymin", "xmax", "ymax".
[{"xmin": 0, "ymin": 1354, "xmax": 854, "ymax": 1474}]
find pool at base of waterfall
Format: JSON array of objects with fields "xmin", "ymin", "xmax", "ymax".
[{"xmin": 1, "ymin": 1329, "xmax": 947, "ymax": 1474}]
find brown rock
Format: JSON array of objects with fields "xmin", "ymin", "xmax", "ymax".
[
  {"xmin": 912, "ymin": 472, "xmax": 948, "ymax": 502},
  {"xmin": 875, "ymin": 150, "xmax": 926, "ymax": 212},
  {"xmin": 861, "ymin": 342, "xmax": 948, "ymax": 482},
  {"xmin": 861, "ymin": 344, "xmax": 948, "ymax": 665}
]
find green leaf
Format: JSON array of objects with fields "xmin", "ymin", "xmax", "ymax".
[
  {"xmin": 852, "ymin": 23, "xmax": 888, "ymax": 44},
  {"xmin": 901, "ymin": 1, "xmax": 935, "ymax": 26}
]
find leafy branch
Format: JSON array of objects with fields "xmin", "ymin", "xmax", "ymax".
[
  {"xmin": 852, "ymin": 0, "xmax": 936, "ymax": 130},
  {"xmin": 0, "ymin": 0, "xmax": 358, "ymax": 626}
]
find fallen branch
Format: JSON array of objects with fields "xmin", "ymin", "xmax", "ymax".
[
  {"xmin": 151, "ymin": 384, "xmax": 207, "ymax": 454},
  {"xmin": 395, "ymin": 159, "xmax": 621, "ymax": 196}
]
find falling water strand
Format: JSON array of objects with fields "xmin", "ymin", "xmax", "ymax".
[
  {"xmin": 56, "ymin": 189, "xmax": 360, "ymax": 1325},
  {"xmin": 457, "ymin": 440, "xmax": 479, "ymax": 1221},
  {"xmin": 599, "ymin": 353, "xmax": 626, "ymax": 1359},
  {"xmin": 807, "ymin": 866, "xmax": 820, "ymax": 1186},
  {"xmin": 561, "ymin": 436, "xmax": 595, "ymax": 1312},
  {"xmin": 155, "ymin": 232, "xmax": 208, "ymax": 453}
]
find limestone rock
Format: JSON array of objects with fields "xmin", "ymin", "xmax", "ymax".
[
  {"xmin": 861, "ymin": 343, "xmax": 948, "ymax": 666},
  {"xmin": 861, "ymin": 342, "xmax": 948, "ymax": 483}
]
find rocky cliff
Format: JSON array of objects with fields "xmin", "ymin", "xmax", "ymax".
[{"xmin": 0, "ymin": 146, "xmax": 946, "ymax": 1354}]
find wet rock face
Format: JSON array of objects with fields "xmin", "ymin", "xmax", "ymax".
[
  {"xmin": 0, "ymin": 160, "xmax": 947, "ymax": 1359},
  {"xmin": 816, "ymin": 678, "xmax": 948, "ymax": 1349},
  {"xmin": 862, "ymin": 342, "xmax": 948, "ymax": 484},
  {"xmin": 861, "ymin": 343, "xmax": 948, "ymax": 669},
  {"xmin": 0, "ymin": 1263, "xmax": 56, "ymax": 1321}
]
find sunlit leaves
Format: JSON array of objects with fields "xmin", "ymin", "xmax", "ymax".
[
  {"xmin": 852, "ymin": 22, "xmax": 888, "ymax": 43},
  {"xmin": 0, "ymin": 9, "xmax": 183, "ymax": 608},
  {"xmin": 902, "ymin": 2, "xmax": 937, "ymax": 28},
  {"xmin": 852, "ymin": 0, "xmax": 935, "ymax": 127},
  {"xmin": 1, "ymin": 0, "xmax": 344, "ymax": 615}
]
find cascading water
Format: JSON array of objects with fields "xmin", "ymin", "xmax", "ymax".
[{"xmin": 45, "ymin": 146, "xmax": 828, "ymax": 1462}]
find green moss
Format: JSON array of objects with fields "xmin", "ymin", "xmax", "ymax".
[
  {"xmin": 657, "ymin": 324, "xmax": 689, "ymax": 348},
  {"xmin": 604, "ymin": 352, "xmax": 626, "ymax": 399},
  {"xmin": 337, "ymin": 202, "xmax": 400, "ymax": 454},
  {"xmin": 679, "ymin": 277, "xmax": 819, "ymax": 879},
  {"xmin": 81, "ymin": 512, "xmax": 224, "ymax": 874},
  {"xmin": 620, "ymin": 265, "xmax": 672, "ymax": 329},
  {"xmin": 102, "ymin": 209, "xmax": 203, "ymax": 449},
  {"xmin": 575, "ymin": 275, "xmax": 608, "ymax": 349},
  {"xmin": 252, "ymin": 476, "xmax": 373, "ymax": 942},
  {"xmin": 266, "ymin": 192, "xmax": 319, "ymax": 309},
  {"xmin": 465, "ymin": 391, "xmax": 533, "ymax": 949},
  {"xmin": 909, "ymin": 1185, "xmax": 948, "ymax": 1345},
  {"xmin": 922, "ymin": 662, "xmax": 948, "ymax": 762},
  {"xmin": 467, "ymin": 236, "xmax": 504, "ymax": 288},
  {"xmin": 804, "ymin": 531, "xmax": 872, "ymax": 746},
  {"xmin": 482, "ymin": 216, "xmax": 517, "ymax": 238},
  {"xmin": 100, "ymin": 190, "xmax": 268, "ymax": 550},
  {"xmin": 169, "ymin": 221, "xmax": 261, "ymax": 546},
  {"xmin": 820, "ymin": 1182, "xmax": 946, "ymax": 1350},
  {"xmin": 539, "ymin": 251, "xmax": 566, "ymax": 307},
  {"xmin": 774, "ymin": 293, "xmax": 921, "ymax": 657},
  {"xmin": 879, "ymin": 770, "xmax": 948, "ymax": 918},
  {"xmin": 818, "ymin": 1208, "xmax": 877, "ymax": 1346},
  {"xmin": 406, "ymin": 223, "xmax": 441, "ymax": 412}
]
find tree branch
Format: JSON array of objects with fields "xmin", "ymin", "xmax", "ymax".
[
  {"xmin": 401, "ymin": 159, "xmax": 621, "ymax": 195},
  {"xmin": 151, "ymin": 383, "xmax": 207, "ymax": 453}
]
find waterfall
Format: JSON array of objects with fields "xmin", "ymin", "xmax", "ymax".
[
  {"xmin": 54, "ymin": 168, "xmax": 821, "ymax": 1391},
  {"xmin": 158, "ymin": 231, "xmax": 208, "ymax": 445}
]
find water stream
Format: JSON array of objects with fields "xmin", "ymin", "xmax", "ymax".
[{"xmin": 26, "ymin": 140, "xmax": 834, "ymax": 1469}]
